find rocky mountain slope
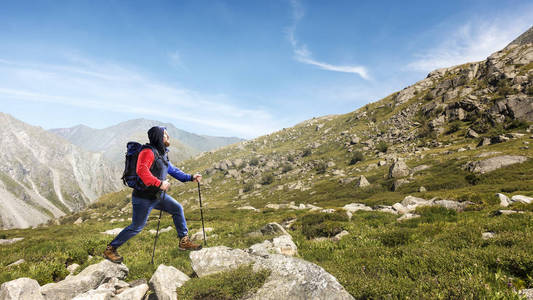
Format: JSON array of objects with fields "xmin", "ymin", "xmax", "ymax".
[
  {"xmin": 0, "ymin": 113, "xmax": 121, "ymax": 229},
  {"xmin": 50, "ymin": 119, "xmax": 244, "ymax": 166},
  {"xmin": 0, "ymin": 27, "xmax": 532, "ymax": 299}
]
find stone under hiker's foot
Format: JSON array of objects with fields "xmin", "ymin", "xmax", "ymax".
[{"xmin": 178, "ymin": 235, "xmax": 202, "ymax": 251}]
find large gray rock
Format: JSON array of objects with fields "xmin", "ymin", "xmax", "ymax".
[
  {"xmin": 0, "ymin": 277, "xmax": 44, "ymax": 300},
  {"xmin": 355, "ymin": 175, "xmax": 370, "ymax": 187},
  {"xmin": 114, "ymin": 283, "xmax": 149, "ymax": 300},
  {"xmin": 190, "ymin": 246, "xmax": 354, "ymax": 300},
  {"xmin": 496, "ymin": 193, "xmax": 511, "ymax": 207},
  {"xmin": 343, "ymin": 203, "xmax": 372, "ymax": 213},
  {"xmin": 433, "ymin": 200, "xmax": 472, "ymax": 211},
  {"xmin": 389, "ymin": 161, "xmax": 410, "ymax": 178},
  {"xmin": 190, "ymin": 246, "xmax": 255, "ymax": 277},
  {"xmin": 511, "ymin": 195, "xmax": 533, "ymax": 204},
  {"xmin": 148, "ymin": 264, "xmax": 190, "ymax": 300},
  {"xmin": 40, "ymin": 260, "xmax": 128, "ymax": 300},
  {"xmin": 519, "ymin": 288, "xmax": 533, "ymax": 300},
  {"xmin": 260, "ymin": 223, "xmax": 289, "ymax": 236},
  {"xmin": 0, "ymin": 238, "xmax": 24, "ymax": 245},
  {"xmin": 465, "ymin": 155, "xmax": 528, "ymax": 174},
  {"xmin": 248, "ymin": 235, "xmax": 298, "ymax": 257}
]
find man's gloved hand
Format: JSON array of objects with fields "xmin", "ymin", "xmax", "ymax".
[{"xmin": 192, "ymin": 174, "xmax": 202, "ymax": 183}]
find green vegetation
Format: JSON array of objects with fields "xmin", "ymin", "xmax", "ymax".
[
  {"xmin": 349, "ymin": 151, "xmax": 364, "ymax": 165},
  {"xmin": 376, "ymin": 141, "xmax": 388, "ymax": 153},
  {"xmin": 176, "ymin": 265, "xmax": 270, "ymax": 300}
]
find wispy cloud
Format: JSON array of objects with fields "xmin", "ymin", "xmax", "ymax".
[
  {"xmin": 0, "ymin": 56, "xmax": 282, "ymax": 138},
  {"xmin": 407, "ymin": 15, "xmax": 533, "ymax": 72},
  {"xmin": 286, "ymin": 0, "xmax": 369, "ymax": 79}
]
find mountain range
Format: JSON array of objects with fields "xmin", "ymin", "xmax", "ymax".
[{"xmin": 49, "ymin": 119, "xmax": 244, "ymax": 167}]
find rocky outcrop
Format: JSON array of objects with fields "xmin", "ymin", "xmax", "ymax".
[
  {"xmin": 465, "ymin": 155, "xmax": 528, "ymax": 173},
  {"xmin": 389, "ymin": 161, "xmax": 410, "ymax": 178},
  {"xmin": 148, "ymin": 264, "xmax": 190, "ymax": 300},
  {"xmin": 190, "ymin": 245, "xmax": 353, "ymax": 300},
  {"xmin": 40, "ymin": 260, "xmax": 128, "ymax": 300},
  {"xmin": 0, "ymin": 278, "xmax": 44, "ymax": 300}
]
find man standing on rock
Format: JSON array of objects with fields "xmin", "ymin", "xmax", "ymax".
[{"xmin": 104, "ymin": 126, "xmax": 202, "ymax": 263}]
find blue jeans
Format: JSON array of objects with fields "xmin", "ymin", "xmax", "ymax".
[{"xmin": 109, "ymin": 192, "xmax": 188, "ymax": 248}]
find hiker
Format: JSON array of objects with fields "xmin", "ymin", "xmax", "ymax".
[{"xmin": 104, "ymin": 126, "xmax": 202, "ymax": 263}]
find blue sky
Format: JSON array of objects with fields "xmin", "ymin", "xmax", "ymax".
[{"xmin": 0, "ymin": 0, "xmax": 531, "ymax": 138}]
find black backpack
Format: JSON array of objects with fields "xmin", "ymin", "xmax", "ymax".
[{"xmin": 121, "ymin": 142, "xmax": 158, "ymax": 190}]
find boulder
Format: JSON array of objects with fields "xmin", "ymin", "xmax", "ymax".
[
  {"xmin": 67, "ymin": 263, "xmax": 80, "ymax": 274},
  {"xmin": 248, "ymin": 235, "xmax": 298, "ymax": 257},
  {"xmin": 482, "ymin": 232, "xmax": 496, "ymax": 240},
  {"xmin": 0, "ymin": 238, "xmax": 24, "ymax": 245},
  {"xmin": 237, "ymin": 206, "xmax": 259, "ymax": 212},
  {"xmin": 496, "ymin": 193, "xmax": 511, "ymax": 207},
  {"xmin": 260, "ymin": 223, "xmax": 289, "ymax": 236},
  {"xmin": 397, "ymin": 213, "xmax": 420, "ymax": 221},
  {"xmin": 72, "ymin": 287, "xmax": 114, "ymax": 300},
  {"xmin": 389, "ymin": 161, "xmax": 410, "ymax": 178},
  {"xmin": 466, "ymin": 129, "xmax": 480, "ymax": 138},
  {"xmin": 0, "ymin": 278, "xmax": 44, "ymax": 300},
  {"xmin": 433, "ymin": 200, "xmax": 472, "ymax": 211},
  {"xmin": 392, "ymin": 203, "xmax": 409, "ymax": 214},
  {"xmin": 465, "ymin": 155, "xmax": 528, "ymax": 173},
  {"xmin": 189, "ymin": 246, "xmax": 354, "ymax": 300},
  {"xmin": 331, "ymin": 230, "xmax": 350, "ymax": 242},
  {"xmin": 355, "ymin": 175, "xmax": 370, "ymax": 187},
  {"xmin": 7, "ymin": 259, "xmax": 25, "ymax": 267},
  {"xmin": 519, "ymin": 288, "xmax": 533, "ymax": 300},
  {"xmin": 190, "ymin": 246, "xmax": 255, "ymax": 277},
  {"xmin": 114, "ymin": 283, "xmax": 149, "ymax": 300},
  {"xmin": 40, "ymin": 260, "xmax": 128, "ymax": 300},
  {"xmin": 343, "ymin": 203, "xmax": 372, "ymax": 213},
  {"xmin": 393, "ymin": 179, "xmax": 409, "ymax": 191},
  {"xmin": 148, "ymin": 226, "xmax": 173, "ymax": 235},
  {"xmin": 511, "ymin": 195, "xmax": 533, "ymax": 204},
  {"xmin": 401, "ymin": 196, "xmax": 431, "ymax": 209},
  {"xmin": 149, "ymin": 264, "xmax": 190, "ymax": 300},
  {"xmin": 191, "ymin": 228, "xmax": 214, "ymax": 241}
]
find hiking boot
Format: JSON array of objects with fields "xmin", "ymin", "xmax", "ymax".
[
  {"xmin": 179, "ymin": 235, "xmax": 202, "ymax": 251},
  {"xmin": 103, "ymin": 245, "xmax": 123, "ymax": 263}
]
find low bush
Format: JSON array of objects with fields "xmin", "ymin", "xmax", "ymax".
[
  {"xmin": 176, "ymin": 265, "xmax": 270, "ymax": 300},
  {"xmin": 349, "ymin": 151, "xmax": 364, "ymax": 165}
]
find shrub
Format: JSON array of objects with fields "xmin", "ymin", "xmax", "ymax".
[
  {"xmin": 506, "ymin": 119, "xmax": 528, "ymax": 130},
  {"xmin": 260, "ymin": 174, "xmax": 274, "ymax": 185},
  {"xmin": 527, "ymin": 85, "xmax": 533, "ymax": 96},
  {"xmin": 302, "ymin": 149, "xmax": 312, "ymax": 157},
  {"xmin": 243, "ymin": 182, "xmax": 254, "ymax": 192},
  {"xmin": 379, "ymin": 228, "xmax": 412, "ymax": 247},
  {"xmin": 446, "ymin": 121, "xmax": 461, "ymax": 134},
  {"xmin": 465, "ymin": 174, "xmax": 481, "ymax": 185},
  {"xmin": 176, "ymin": 265, "xmax": 270, "ymax": 300},
  {"xmin": 349, "ymin": 151, "xmax": 364, "ymax": 165},
  {"xmin": 249, "ymin": 157, "xmax": 260, "ymax": 166},
  {"xmin": 376, "ymin": 141, "xmax": 388, "ymax": 153},
  {"xmin": 299, "ymin": 212, "xmax": 348, "ymax": 239},
  {"xmin": 315, "ymin": 161, "xmax": 327, "ymax": 174},
  {"xmin": 281, "ymin": 164, "xmax": 293, "ymax": 173}
]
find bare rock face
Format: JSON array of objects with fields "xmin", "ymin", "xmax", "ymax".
[
  {"xmin": 40, "ymin": 260, "xmax": 128, "ymax": 300},
  {"xmin": 190, "ymin": 245, "xmax": 354, "ymax": 300},
  {"xmin": 389, "ymin": 161, "xmax": 410, "ymax": 178},
  {"xmin": 148, "ymin": 264, "xmax": 190, "ymax": 300},
  {"xmin": 0, "ymin": 278, "xmax": 44, "ymax": 300},
  {"xmin": 465, "ymin": 155, "xmax": 528, "ymax": 174}
]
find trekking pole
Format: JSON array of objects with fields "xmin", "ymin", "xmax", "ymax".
[
  {"xmin": 151, "ymin": 191, "xmax": 165, "ymax": 265},
  {"xmin": 197, "ymin": 182, "xmax": 207, "ymax": 246}
]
